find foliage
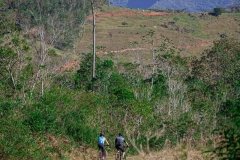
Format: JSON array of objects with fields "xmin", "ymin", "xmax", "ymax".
[
  {"xmin": 0, "ymin": 100, "xmax": 46, "ymax": 159},
  {"xmin": 213, "ymin": 8, "xmax": 223, "ymax": 16},
  {"xmin": 212, "ymin": 99, "xmax": 240, "ymax": 159},
  {"xmin": 0, "ymin": 10, "xmax": 33, "ymax": 99},
  {"xmin": 75, "ymin": 53, "xmax": 115, "ymax": 92},
  {"xmin": 2, "ymin": 0, "xmax": 91, "ymax": 50},
  {"xmin": 190, "ymin": 38, "xmax": 240, "ymax": 158},
  {"xmin": 191, "ymin": 39, "xmax": 240, "ymax": 104},
  {"xmin": 0, "ymin": 1, "xmax": 240, "ymax": 157},
  {"xmin": 122, "ymin": 22, "xmax": 128, "ymax": 25}
]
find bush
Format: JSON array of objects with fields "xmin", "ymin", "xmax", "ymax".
[
  {"xmin": 212, "ymin": 99, "xmax": 240, "ymax": 159},
  {"xmin": 213, "ymin": 8, "xmax": 223, "ymax": 16},
  {"xmin": 0, "ymin": 101, "xmax": 45, "ymax": 159},
  {"xmin": 122, "ymin": 22, "xmax": 128, "ymax": 26}
]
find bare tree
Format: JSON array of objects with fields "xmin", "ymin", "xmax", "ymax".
[
  {"xmin": 13, "ymin": 0, "xmax": 90, "ymax": 96},
  {"xmin": 90, "ymin": 0, "xmax": 106, "ymax": 82},
  {"xmin": 123, "ymin": 106, "xmax": 166, "ymax": 156}
]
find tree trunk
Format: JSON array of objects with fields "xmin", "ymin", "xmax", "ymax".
[{"xmin": 91, "ymin": 1, "xmax": 96, "ymax": 80}]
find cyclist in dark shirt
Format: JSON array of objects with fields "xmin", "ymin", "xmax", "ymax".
[{"xmin": 115, "ymin": 133, "xmax": 129, "ymax": 159}]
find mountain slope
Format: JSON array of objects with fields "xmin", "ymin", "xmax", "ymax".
[
  {"xmin": 150, "ymin": 0, "xmax": 237, "ymax": 12},
  {"xmin": 127, "ymin": 0, "xmax": 157, "ymax": 9},
  {"xmin": 77, "ymin": 6, "xmax": 240, "ymax": 61},
  {"xmin": 109, "ymin": 0, "xmax": 238, "ymax": 12},
  {"xmin": 109, "ymin": 0, "xmax": 128, "ymax": 7}
]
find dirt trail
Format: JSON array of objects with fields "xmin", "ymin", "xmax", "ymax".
[
  {"xmin": 87, "ymin": 11, "xmax": 170, "ymax": 20},
  {"xmin": 57, "ymin": 40, "xmax": 211, "ymax": 71},
  {"xmin": 86, "ymin": 148, "xmax": 205, "ymax": 160},
  {"xmin": 97, "ymin": 41, "xmax": 211, "ymax": 55}
]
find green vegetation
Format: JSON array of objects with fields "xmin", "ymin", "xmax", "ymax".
[
  {"xmin": 1, "ymin": 0, "xmax": 92, "ymax": 50},
  {"xmin": 0, "ymin": 1, "xmax": 240, "ymax": 159},
  {"xmin": 213, "ymin": 7, "xmax": 224, "ymax": 16}
]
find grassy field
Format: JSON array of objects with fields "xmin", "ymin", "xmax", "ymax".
[{"xmin": 75, "ymin": 6, "xmax": 240, "ymax": 63}]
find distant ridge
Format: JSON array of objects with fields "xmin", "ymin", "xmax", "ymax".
[
  {"xmin": 109, "ymin": 0, "xmax": 128, "ymax": 7},
  {"xmin": 127, "ymin": 0, "xmax": 156, "ymax": 9},
  {"xmin": 109, "ymin": 0, "xmax": 238, "ymax": 12},
  {"xmin": 150, "ymin": 0, "xmax": 238, "ymax": 12}
]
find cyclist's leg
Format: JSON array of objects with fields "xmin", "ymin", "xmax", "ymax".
[
  {"xmin": 98, "ymin": 144, "xmax": 105, "ymax": 159},
  {"xmin": 119, "ymin": 146, "xmax": 125, "ymax": 159},
  {"xmin": 122, "ymin": 151, "xmax": 126, "ymax": 159},
  {"xmin": 98, "ymin": 145, "xmax": 102, "ymax": 160},
  {"xmin": 115, "ymin": 146, "xmax": 121, "ymax": 160},
  {"xmin": 102, "ymin": 145, "xmax": 106, "ymax": 158}
]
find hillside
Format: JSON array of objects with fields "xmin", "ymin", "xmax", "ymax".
[
  {"xmin": 109, "ymin": 0, "xmax": 239, "ymax": 12},
  {"xmin": 150, "ymin": 0, "xmax": 238, "ymax": 12},
  {"xmin": 1, "ymin": 3, "xmax": 240, "ymax": 160},
  {"xmin": 76, "ymin": 5, "xmax": 240, "ymax": 63}
]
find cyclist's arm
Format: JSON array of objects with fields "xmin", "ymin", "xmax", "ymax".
[{"xmin": 105, "ymin": 139, "xmax": 110, "ymax": 145}]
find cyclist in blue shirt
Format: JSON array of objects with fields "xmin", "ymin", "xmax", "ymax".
[
  {"xmin": 115, "ymin": 133, "xmax": 129, "ymax": 159},
  {"xmin": 98, "ymin": 132, "xmax": 109, "ymax": 160}
]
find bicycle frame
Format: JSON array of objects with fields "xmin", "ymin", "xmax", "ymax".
[
  {"xmin": 98, "ymin": 145, "xmax": 109, "ymax": 160},
  {"xmin": 98, "ymin": 150, "xmax": 103, "ymax": 160},
  {"xmin": 115, "ymin": 150, "xmax": 122, "ymax": 160},
  {"xmin": 115, "ymin": 146, "xmax": 128, "ymax": 160}
]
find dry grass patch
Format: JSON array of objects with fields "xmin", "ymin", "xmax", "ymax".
[{"xmin": 76, "ymin": 6, "xmax": 240, "ymax": 65}]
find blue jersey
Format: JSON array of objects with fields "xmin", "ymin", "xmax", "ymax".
[{"xmin": 98, "ymin": 136, "xmax": 106, "ymax": 145}]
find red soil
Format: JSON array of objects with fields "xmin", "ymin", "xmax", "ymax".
[
  {"xmin": 56, "ymin": 60, "xmax": 79, "ymax": 71},
  {"xmin": 57, "ymin": 41, "xmax": 210, "ymax": 71}
]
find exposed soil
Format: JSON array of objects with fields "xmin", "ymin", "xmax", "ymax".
[
  {"xmin": 57, "ymin": 40, "xmax": 211, "ymax": 71},
  {"xmin": 87, "ymin": 11, "xmax": 171, "ymax": 20},
  {"xmin": 56, "ymin": 60, "xmax": 79, "ymax": 71},
  {"xmin": 58, "ymin": 40, "xmax": 211, "ymax": 71},
  {"xmin": 60, "ymin": 11, "xmax": 214, "ymax": 71}
]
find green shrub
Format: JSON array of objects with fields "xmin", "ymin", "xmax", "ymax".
[
  {"xmin": 23, "ymin": 106, "xmax": 57, "ymax": 132},
  {"xmin": 114, "ymin": 88, "xmax": 135, "ymax": 101},
  {"xmin": 213, "ymin": 8, "xmax": 223, "ymax": 16},
  {"xmin": 212, "ymin": 99, "xmax": 240, "ymax": 159},
  {"xmin": 0, "ymin": 101, "xmax": 45, "ymax": 159},
  {"xmin": 122, "ymin": 22, "xmax": 128, "ymax": 25}
]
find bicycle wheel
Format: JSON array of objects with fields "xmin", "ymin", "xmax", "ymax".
[
  {"xmin": 123, "ymin": 152, "xmax": 127, "ymax": 160},
  {"xmin": 119, "ymin": 151, "xmax": 122, "ymax": 160},
  {"xmin": 115, "ymin": 151, "xmax": 120, "ymax": 160},
  {"xmin": 98, "ymin": 150, "xmax": 102, "ymax": 160}
]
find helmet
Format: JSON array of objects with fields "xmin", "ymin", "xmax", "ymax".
[
  {"xmin": 119, "ymin": 133, "xmax": 122, "ymax": 136},
  {"xmin": 100, "ymin": 132, "xmax": 104, "ymax": 136}
]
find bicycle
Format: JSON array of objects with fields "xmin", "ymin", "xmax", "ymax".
[
  {"xmin": 98, "ymin": 145, "xmax": 109, "ymax": 160},
  {"xmin": 115, "ymin": 146, "xmax": 128, "ymax": 160}
]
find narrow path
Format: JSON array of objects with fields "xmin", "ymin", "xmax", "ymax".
[
  {"xmin": 57, "ymin": 41, "xmax": 211, "ymax": 71},
  {"xmin": 87, "ymin": 11, "xmax": 171, "ymax": 20}
]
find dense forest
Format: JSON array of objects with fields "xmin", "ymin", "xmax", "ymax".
[{"xmin": 0, "ymin": 0, "xmax": 240, "ymax": 159}]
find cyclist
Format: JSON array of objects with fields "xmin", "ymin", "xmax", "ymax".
[
  {"xmin": 115, "ymin": 133, "xmax": 129, "ymax": 159},
  {"xmin": 98, "ymin": 132, "xmax": 109, "ymax": 160}
]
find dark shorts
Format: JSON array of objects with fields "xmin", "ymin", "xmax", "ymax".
[
  {"xmin": 98, "ymin": 144, "xmax": 106, "ymax": 156},
  {"xmin": 115, "ymin": 145, "xmax": 125, "ymax": 152}
]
